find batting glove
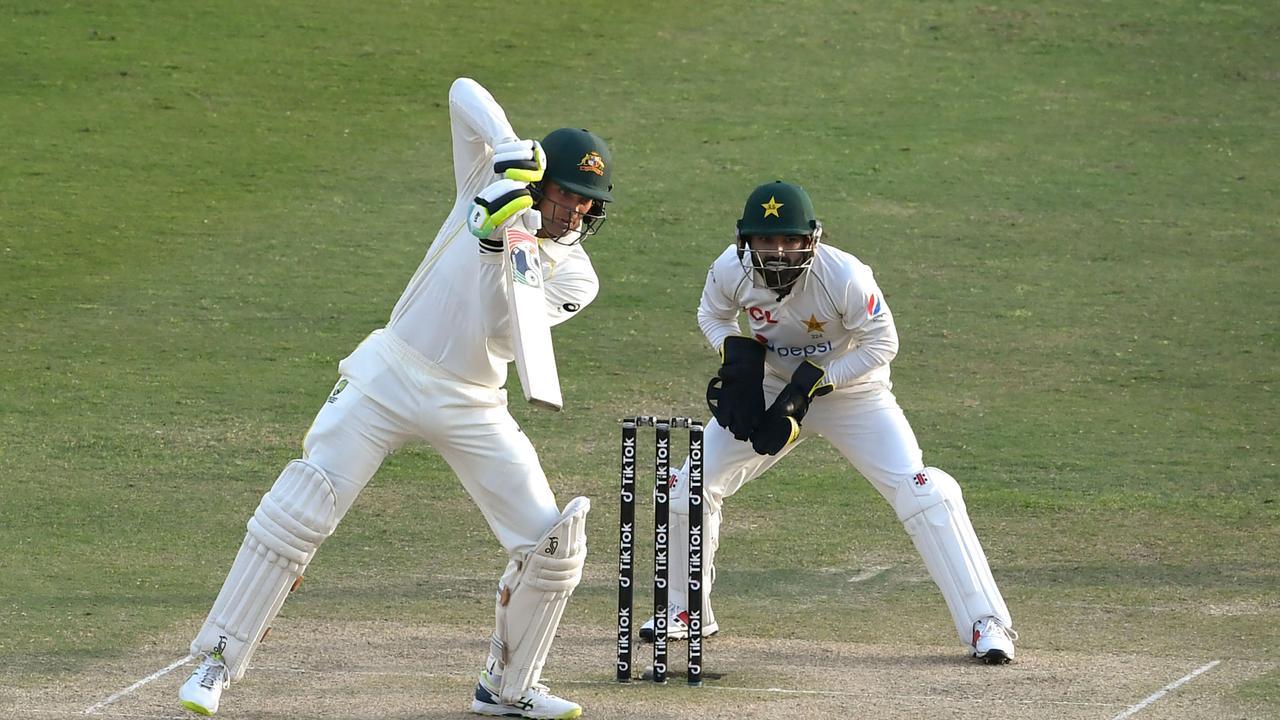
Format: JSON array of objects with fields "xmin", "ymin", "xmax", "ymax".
[
  {"xmin": 749, "ymin": 360, "xmax": 833, "ymax": 456},
  {"xmin": 468, "ymin": 178, "xmax": 534, "ymax": 240},
  {"xmin": 492, "ymin": 139, "xmax": 546, "ymax": 183}
]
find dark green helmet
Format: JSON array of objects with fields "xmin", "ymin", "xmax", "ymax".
[
  {"xmin": 736, "ymin": 180, "xmax": 818, "ymax": 237},
  {"xmin": 735, "ymin": 181, "xmax": 824, "ymax": 295},
  {"xmin": 539, "ymin": 127, "xmax": 614, "ymax": 202}
]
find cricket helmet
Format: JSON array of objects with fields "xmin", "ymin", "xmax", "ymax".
[
  {"xmin": 534, "ymin": 127, "xmax": 613, "ymax": 244},
  {"xmin": 735, "ymin": 180, "xmax": 823, "ymax": 293},
  {"xmin": 538, "ymin": 127, "xmax": 614, "ymax": 202}
]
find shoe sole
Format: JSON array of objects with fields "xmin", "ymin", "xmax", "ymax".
[
  {"xmin": 974, "ymin": 649, "xmax": 1013, "ymax": 665},
  {"xmin": 180, "ymin": 700, "xmax": 216, "ymax": 716},
  {"xmin": 470, "ymin": 700, "xmax": 582, "ymax": 719}
]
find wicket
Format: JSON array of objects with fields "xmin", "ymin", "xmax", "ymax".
[{"xmin": 616, "ymin": 416, "xmax": 704, "ymax": 686}]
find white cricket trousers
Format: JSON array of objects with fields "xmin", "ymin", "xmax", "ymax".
[{"xmin": 305, "ymin": 329, "xmax": 562, "ymax": 558}]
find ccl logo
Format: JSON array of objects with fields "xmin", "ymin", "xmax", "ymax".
[{"xmin": 747, "ymin": 307, "xmax": 778, "ymax": 324}]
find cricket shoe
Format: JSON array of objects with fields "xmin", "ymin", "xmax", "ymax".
[
  {"xmin": 470, "ymin": 670, "xmax": 582, "ymax": 719},
  {"xmin": 179, "ymin": 647, "xmax": 230, "ymax": 716},
  {"xmin": 971, "ymin": 616, "xmax": 1017, "ymax": 664},
  {"xmin": 638, "ymin": 604, "xmax": 719, "ymax": 643}
]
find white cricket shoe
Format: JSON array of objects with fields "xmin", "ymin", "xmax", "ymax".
[
  {"xmin": 971, "ymin": 616, "xmax": 1017, "ymax": 664},
  {"xmin": 638, "ymin": 603, "xmax": 719, "ymax": 643},
  {"xmin": 179, "ymin": 649, "xmax": 229, "ymax": 715},
  {"xmin": 470, "ymin": 670, "xmax": 582, "ymax": 719}
]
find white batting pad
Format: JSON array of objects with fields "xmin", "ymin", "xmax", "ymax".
[
  {"xmin": 668, "ymin": 483, "xmax": 720, "ymax": 629},
  {"xmin": 191, "ymin": 460, "xmax": 338, "ymax": 681},
  {"xmin": 896, "ymin": 467, "xmax": 1011, "ymax": 644},
  {"xmin": 492, "ymin": 496, "xmax": 589, "ymax": 703}
]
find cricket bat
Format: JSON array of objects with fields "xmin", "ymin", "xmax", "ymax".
[{"xmin": 504, "ymin": 226, "xmax": 563, "ymax": 411}]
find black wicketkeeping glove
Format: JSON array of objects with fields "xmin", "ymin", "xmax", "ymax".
[
  {"xmin": 704, "ymin": 336, "xmax": 767, "ymax": 441},
  {"xmin": 750, "ymin": 360, "xmax": 834, "ymax": 456}
]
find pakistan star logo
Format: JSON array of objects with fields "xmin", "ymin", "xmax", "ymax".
[
  {"xmin": 761, "ymin": 196, "xmax": 784, "ymax": 218},
  {"xmin": 803, "ymin": 314, "xmax": 826, "ymax": 333}
]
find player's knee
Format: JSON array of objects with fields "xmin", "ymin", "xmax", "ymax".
[
  {"xmin": 892, "ymin": 466, "xmax": 965, "ymax": 523},
  {"xmin": 247, "ymin": 460, "xmax": 339, "ymax": 567}
]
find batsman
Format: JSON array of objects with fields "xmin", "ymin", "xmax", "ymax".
[
  {"xmin": 642, "ymin": 180, "xmax": 1018, "ymax": 663},
  {"xmin": 178, "ymin": 77, "xmax": 614, "ymax": 719}
]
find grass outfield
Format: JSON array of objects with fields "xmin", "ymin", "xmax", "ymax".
[{"xmin": 1, "ymin": 1, "xmax": 1276, "ymax": 717}]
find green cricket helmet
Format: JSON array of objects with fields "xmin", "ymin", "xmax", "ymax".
[
  {"xmin": 535, "ymin": 127, "xmax": 613, "ymax": 244},
  {"xmin": 735, "ymin": 180, "xmax": 823, "ymax": 294}
]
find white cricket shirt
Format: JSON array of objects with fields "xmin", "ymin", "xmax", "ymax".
[
  {"xmin": 379, "ymin": 78, "xmax": 599, "ymax": 388},
  {"xmin": 698, "ymin": 244, "xmax": 899, "ymax": 389}
]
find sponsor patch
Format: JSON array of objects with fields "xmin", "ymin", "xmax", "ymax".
[
  {"xmin": 867, "ymin": 294, "xmax": 882, "ymax": 318},
  {"xmin": 509, "ymin": 240, "xmax": 543, "ymax": 288}
]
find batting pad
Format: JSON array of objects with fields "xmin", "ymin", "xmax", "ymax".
[
  {"xmin": 668, "ymin": 494, "xmax": 719, "ymax": 629},
  {"xmin": 191, "ymin": 460, "xmax": 338, "ymax": 681},
  {"xmin": 492, "ymin": 496, "xmax": 589, "ymax": 703},
  {"xmin": 896, "ymin": 467, "xmax": 1012, "ymax": 644}
]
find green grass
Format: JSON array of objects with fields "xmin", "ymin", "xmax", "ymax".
[{"xmin": 2, "ymin": 0, "xmax": 1277, "ymax": 713}]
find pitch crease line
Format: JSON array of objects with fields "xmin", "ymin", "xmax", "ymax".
[
  {"xmin": 82, "ymin": 654, "xmax": 194, "ymax": 715},
  {"xmin": 1110, "ymin": 659, "xmax": 1221, "ymax": 720},
  {"xmin": 699, "ymin": 684, "xmax": 1117, "ymax": 707}
]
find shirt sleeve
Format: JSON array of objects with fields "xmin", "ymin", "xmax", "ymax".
[
  {"xmin": 697, "ymin": 256, "xmax": 744, "ymax": 353},
  {"xmin": 821, "ymin": 272, "xmax": 899, "ymax": 387},
  {"xmin": 448, "ymin": 78, "xmax": 519, "ymax": 199},
  {"xmin": 542, "ymin": 247, "xmax": 599, "ymax": 327}
]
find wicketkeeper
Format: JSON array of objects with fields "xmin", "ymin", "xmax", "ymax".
[
  {"xmin": 642, "ymin": 180, "xmax": 1018, "ymax": 663},
  {"xmin": 179, "ymin": 77, "xmax": 613, "ymax": 719}
]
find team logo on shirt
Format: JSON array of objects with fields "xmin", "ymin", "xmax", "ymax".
[
  {"xmin": 803, "ymin": 314, "xmax": 827, "ymax": 333},
  {"xmin": 326, "ymin": 378, "xmax": 348, "ymax": 404},
  {"xmin": 867, "ymin": 294, "xmax": 883, "ymax": 318},
  {"xmin": 578, "ymin": 151, "xmax": 606, "ymax": 176}
]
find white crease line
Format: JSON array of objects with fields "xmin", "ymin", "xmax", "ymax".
[
  {"xmin": 82, "ymin": 655, "xmax": 194, "ymax": 715},
  {"xmin": 699, "ymin": 684, "xmax": 1116, "ymax": 707},
  {"xmin": 24, "ymin": 710, "xmax": 190, "ymax": 719},
  {"xmin": 1110, "ymin": 659, "xmax": 1221, "ymax": 720}
]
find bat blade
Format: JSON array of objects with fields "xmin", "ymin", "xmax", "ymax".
[{"xmin": 504, "ymin": 226, "xmax": 563, "ymax": 411}]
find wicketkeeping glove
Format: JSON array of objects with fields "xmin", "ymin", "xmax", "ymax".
[
  {"xmin": 704, "ymin": 336, "xmax": 767, "ymax": 441},
  {"xmin": 492, "ymin": 139, "xmax": 546, "ymax": 184},
  {"xmin": 467, "ymin": 178, "xmax": 534, "ymax": 239},
  {"xmin": 749, "ymin": 360, "xmax": 834, "ymax": 456}
]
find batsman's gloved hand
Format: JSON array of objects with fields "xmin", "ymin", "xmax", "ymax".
[
  {"xmin": 492, "ymin": 139, "xmax": 546, "ymax": 183},
  {"xmin": 705, "ymin": 336, "xmax": 767, "ymax": 441},
  {"xmin": 749, "ymin": 360, "xmax": 834, "ymax": 456},
  {"xmin": 468, "ymin": 178, "xmax": 534, "ymax": 241}
]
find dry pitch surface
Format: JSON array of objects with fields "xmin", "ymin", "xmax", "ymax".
[{"xmin": 3, "ymin": 619, "xmax": 1268, "ymax": 720}]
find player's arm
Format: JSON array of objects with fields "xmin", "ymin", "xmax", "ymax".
[
  {"xmin": 541, "ymin": 248, "xmax": 599, "ymax": 327},
  {"xmin": 448, "ymin": 79, "xmax": 546, "ymax": 199},
  {"xmin": 697, "ymin": 256, "xmax": 768, "ymax": 439},
  {"xmin": 696, "ymin": 256, "xmax": 744, "ymax": 350},
  {"xmin": 448, "ymin": 78, "xmax": 520, "ymax": 195},
  {"xmin": 820, "ymin": 272, "xmax": 899, "ymax": 387}
]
